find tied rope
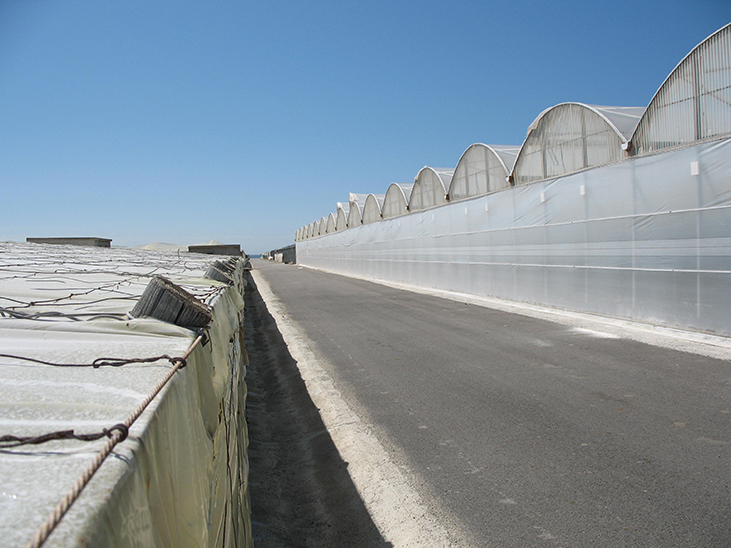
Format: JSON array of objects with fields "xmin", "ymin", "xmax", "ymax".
[
  {"xmin": 0, "ymin": 424, "xmax": 129, "ymax": 448},
  {"xmin": 25, "ymin": 333, "xmax": 204, "ymax": 548},
  {"xmin": 0, "ymin": 353, "xmax": 184, "ymax": 369}
]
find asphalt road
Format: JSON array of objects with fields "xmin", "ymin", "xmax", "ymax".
[{"xmin": 253, "ymin": 260, "xmax": 731, "ymax": 547}]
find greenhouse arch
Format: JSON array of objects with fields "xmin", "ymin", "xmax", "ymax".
[
  {"xmin": 512, "ymin": 103, "xmax": 644, "ymax": 185},
  {"xmin": 630, "ymin": 23, "xmax": 731, "ymax": 156},
  {"xmin": 362, "ymin": 194, "xmax": 385, "ymax": 224},
  {"xmin": 449, "ymin": 144, "xmax": 518, "ymax": 201}
]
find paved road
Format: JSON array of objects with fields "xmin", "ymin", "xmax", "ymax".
[{"xmin": 254, "ymin": 260, "xmax": 731, "ymax": 547}]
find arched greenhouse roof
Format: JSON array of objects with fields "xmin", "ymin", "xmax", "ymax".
[
  {"xmin": 448, "ymin": 144, "xmax": 519, "ymax": 201},
  {"xmin": 631, "ymin": 23, "xmax": 731, "ymax": 156},
  {"xmin": 410, "ymin": 168, "xmax": 452, "ymax": 211},
  {"xmin": 362, "ymin": 193, "xmax": 385, "ymax": 224},
  {"xmin": 382, "ymin": 183, "xmax": 414, "ymax": 219},
  {"xmin": 326, "ymin": 213, "xmax": 336, "ymax": 234},
  {"xmin": 336, "ymin": 204, "xmax": 349, "ymax": 231},
  {"xmin": 512, "ymin": 102, "xmax": 645, "ymax": 186},
  {"xmin": 349, "ymin": 192, "xmax": 369, "ymax": 205},
  {"xmin": 348, "ymin": 201, "xmax": 363, "ymax": 228}
]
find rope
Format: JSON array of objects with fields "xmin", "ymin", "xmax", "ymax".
[
  {"xmin": 0, "ymin": 353, "xmax": 182, "ymax": 369},
  {"xmin": 0, "ymin": 424, "xmax": 129, "ymax": 448},
  {"xmin": 25, "ymin": 333, "xmax": 204, "ymax": 548},
  {"xmin": 0, "ymin": 308, "xmax": 128, "ymax": 321}
]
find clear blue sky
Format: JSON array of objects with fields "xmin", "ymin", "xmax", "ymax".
[{"xmin": 1, "ymin": 1, "xmax": 729, "ymax": 254}]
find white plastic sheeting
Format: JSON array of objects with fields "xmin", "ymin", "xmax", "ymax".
[
  {"xmin": 297, "ymin": 137, "xmax": 731, "ymax": 336},
  {"xmin": 0, "ymin": 243, "xmax": 251, "ymax": 547}
]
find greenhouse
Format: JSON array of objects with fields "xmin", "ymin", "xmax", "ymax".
[
  {"xmin": 336, "ymin": 204, "xmax": 349, "ymax": 231},
  {"xmin": 347, "ymin": 193, "xmax": 368, "ymax": 228},
  {"xmin": 511, "ymin": 103, "xmax": 645, "ymax": 186},
  {"xmin": 409, "ymin": 168, "xmax": 453, "ymax": 211},
  {"xmin": 326, "ymin": 212, "xmax": 336, "ymax": 234},
  {"xmin": 631, "ymin": 22, "xmax": 731, "ymax": 156},
  {"xmin": 448, "ymin": 144, "xmax": 519, "ymax": 201},
  {"xmin": 296, "ymin": 23, "xmax": 731, "ymax": 336},
  {"xmin": 362, "ymin": 193, "xmax": 385, "ymax": 224},
  {"xmin": 381, "ymin": 183, "xmax": 413, "ymax": 219},
  {"xmin": 347, "ymin": 202, "xmax": 363, "ymax": 227}
]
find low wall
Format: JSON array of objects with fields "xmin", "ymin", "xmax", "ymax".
[{"xmin": 297, "ymin": 138, "xmax": 731, "ymax": 336}]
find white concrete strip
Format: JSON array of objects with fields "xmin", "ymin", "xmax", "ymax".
[{"xmin": 252, "ymin": 270, "xmax": 476, "ymax": 548}]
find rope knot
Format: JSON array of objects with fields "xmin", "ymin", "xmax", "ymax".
[
  {"xmin": 104, "ymin": 424, "xmax": 129, "ymax": 442},
  {"xmin": 170, "ymin": 357, "xmax": 187, "ymax": 369}
]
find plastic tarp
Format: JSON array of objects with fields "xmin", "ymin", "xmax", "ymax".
[
  {"xmin": 297, "ymin": 137, "xmax": 731, "ymax": 336},
  {"xmin": 0, "ymin": 243, "xmax": 252, "ymax": 547}
]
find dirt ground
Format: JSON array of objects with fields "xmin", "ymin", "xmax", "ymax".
[{"xmin": 243, "ymin": 272, "xmax": 392, "ymax": 548}]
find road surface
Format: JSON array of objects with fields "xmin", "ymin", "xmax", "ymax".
[{"xmin": 250, "ymin": 259, "xmax": 731, "ymax": 547}]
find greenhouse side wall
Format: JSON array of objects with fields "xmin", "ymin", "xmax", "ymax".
[{"xmin": 297, "ymin": 138, "xmax": 731, "ymax": 336}]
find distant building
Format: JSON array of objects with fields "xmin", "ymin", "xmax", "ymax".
[
  {"xmin": 27, "ymin": 237, "xmax": 112, "ymax": 247},
  {"xmin": 188, "ymin": 244, "xmax": 242, "ymax": 256}
]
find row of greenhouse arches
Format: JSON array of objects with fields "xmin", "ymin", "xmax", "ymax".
[{"xmin": 297, "ymin": 23, "xmax": 731, "ymax": 241}]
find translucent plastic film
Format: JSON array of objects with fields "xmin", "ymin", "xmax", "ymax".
[{"xmin": 298, "ymin": 138, "xmax": 731, "ymax": 336}]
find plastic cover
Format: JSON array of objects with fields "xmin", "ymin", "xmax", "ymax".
[
  {"xmin": 410, "ymin": 169, "xmax": 453, "ymax": 211},
  {"xmin": 449, "ymin": 144, "xmax": 519, "ymax": 202},
  {"xmin": 362, "ymin": 193, "xmax": 385, "ymax": 224},
  {"xmin": 514, "ymin": 103, "xmax": 644, "ymax": 185},
  {"xmin": 0, "ymin": 243, "xmax": 252, "ymax": 547},
  {"xmin": 347, "ymin": 202, "xmax": 364, "ymax": 227},
  {"xmin": 297, "ymin": 137, "xmax": 731, "ymax": 336},
  {"xmin": 382, "ymin": 183, "xmax": 414, "ymax": 219},
  {"xmin": 632, "ymin": 23, "xmax": 731, "ymax": 155}
]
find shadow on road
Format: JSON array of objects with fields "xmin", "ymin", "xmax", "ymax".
[{"xmin": 244, "ymin": 272, "xmax": 393, "ymax": 548}]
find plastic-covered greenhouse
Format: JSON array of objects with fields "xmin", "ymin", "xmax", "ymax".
[
  {"xmin": 409, "ymin": 169, "xmax": 453, "ymax": 211},
  {"xmin": 449, "ymin": 144, "xmax": 519, "ymax": 201},
  {"xmin": 295, "ymin": 23, "xmax": 731, "ymax": 336},
  {"xmin": 381, "ymin": 184, "xmax": 413, "ymax": 219},
  {"xmin": 362, "ymin": 194, "xmax": 385, "ymax": 223},
  {"xmin": 511, "ymin": 104, "xmax": 644, "ymax": 186}
]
